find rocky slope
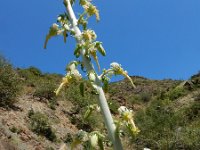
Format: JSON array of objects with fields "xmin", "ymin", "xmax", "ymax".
[{"xmin": 0, "ymin": 66, "xmax": 200, "ymax": 150}]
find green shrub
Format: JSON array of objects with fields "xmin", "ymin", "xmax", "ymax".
[
  {"xmin": 27, "ymin": 66, "xmax": 42, "ymax": 76},
  {"xmin": 132, "ymin": 97, "xmax": 200, "ymax": 149},
  {"xmin": 63, "ymin": 133, "xmax": 73, "ymax": 144},
  {"xmin": 167, "ymin": 87, "xmax": 186, "ymax": 100},
  {"xmin": 29, "ymin": 111, "xmax": 57, "ymax": 142},
  {"xmin": 17, "ymin": 68, "xmax": 38, "ymax": 87},
  {"xmin": 0, "ymin": 62, "xmax": 21, "ymax": 108},
  {"xmin": 194, "ymin": 92, "xmax": 200, "ymax": 101},
  {"xmin": 34, "ymin": 81, "xmax": 56, "ymax": 100},
  {"xmin": 9, "ymin": 126, "xmax": 22, "ymax": 134},
  {"xmin": 185, "ymin": 102, "xmax": 200, "ymax": 121},
  {"xmin": 139, "ymin": 92, "xmax": 152, "ymax": 103},
  {"xmin": 108, "ymin": 100, "xmax": 120, "ymax": 114},
  {"xmin": 63, "ymin": 81, "xmax": 97, "ymax": 108},
  {"xmin": 0, "ymin": 54, "xmax": 9, "ymax": 67}
]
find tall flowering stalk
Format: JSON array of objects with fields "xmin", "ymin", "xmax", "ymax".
[{"xmin": 44, "ymin": 0, "xmax": 139, "ymax": 149}]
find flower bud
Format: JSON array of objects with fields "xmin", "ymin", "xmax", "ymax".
[
  {"xmin": 118, "ymin": 106, "xmax": 128, "ymax": 115},
  {"xmin": 57, "ymin": 16, "xmax": 62, "ymax": 22},
  {"xmin": 88, "ymin": 72, "xmax": 96, "ymax": 82},
  {"xmin": 90, "ymin": 134, "xmax": 98, "ymax": 148}
]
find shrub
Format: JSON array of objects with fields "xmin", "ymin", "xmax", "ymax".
[
  {"xmin": 194, "ymin": 92, "xmax": 200, "ymax": 101},
  {"xmin": 139, "ymin": 92, "xmax": 152, "ymax": 102},
  {"xmin": 0, "ymin": 54, "xmax": 9, "ymax": 67},
  {"xmin": 185, "ymin": 102, "xmax": 200, "ymax": 121},
  {"xmin": 0, "ymin": 59, "xmax": 21, "ymax": 108},
  {"xmin": 29, "ymin": 111, "xmax": 57, "ymax": 142},
  {"xmin": 63, "ymin": 133, "xmax": 73, "ymax": 144},
  {"xmin": 108, "ymin": 100, "xmax": 120, "ymax": 114},
  {"xmin": 167, "ymin": 87, "xmax": 186, "ymax": 100},
  {"xmin": 34, "ymin": 81, "xmax": 56, "ymax": 100},
  {"xmin": 9, "ymin": 126, "xmax": 22, "ymax": 134},
  {"xmin": 27, "ymin": 66, "xmax": 42, "ymax": 76}
]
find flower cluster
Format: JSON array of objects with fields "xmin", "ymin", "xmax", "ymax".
[
  {"xmin": 118, "ymin": 106, "xmax": 140, "ymax": 136},
  {"xmin": 79, "ymin": 0, "xmax": 100, "ymax": 21},
  {"xmin": 55, "ymin": 61, "xmax": 82, "ymax": 96},
  {"xmin": 71, "ymin": 130, "xmax": 104, "ymax": 149},
  {"xmin": 100, "ymin": 62, "xmax": 136, "ymax": 90}
]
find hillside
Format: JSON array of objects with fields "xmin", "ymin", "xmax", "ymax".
[{"xmin": 0, "ymin": 60, "xmax": 200, "ymax": 149}]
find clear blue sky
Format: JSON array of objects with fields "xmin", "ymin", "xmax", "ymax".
[{"xmin": 0, "ymin": 0, "xmax": 200, "ymax": 80}]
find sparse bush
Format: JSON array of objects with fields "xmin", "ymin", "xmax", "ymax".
[
  {"xmin": 132, "ymin": 97, "xmax": 200, "ymax": 149},
  {"xmin": 185, "ymin": 102, "xmax": 200, "ymax": 121},
  {"xmin": 0, "ymin": 57, "xmax": 21, "ymax": 108},
  {"xmin": 108, "ymin": 100, "xmax": 120, "ymax": 114},
  {"xmin": 27, "ymin": 66, "xmax": 42, "ymax": 76},
  {"xmin": 9, "ymin": 126, "xmax": 22, "ymax": 134},
  {"xmin": 194, "ymin": 92, "xmax": 200, "ymax": 101},
  {"xmin": 139, "ymin": 92, "xmax": 152, "ymax": 102},
  {"xmin": 167, "ymin": 87, "xmax": 186, "ymax": 100},
  {"xmin": 46, "ymin": 147, "xmax": 55, "ymax": 150},
  {"xmin": 63, "ymin": 133, "xmax": 73, "ymax": 144},
  {"xmin": 63, "ymin": 82, "xmax": 97, "ymax": 108},
  {"xmin": 0, "ymin": 54, "xmax": 9, "ymax": 67},
  {"xmin": 29, "ymin": 111, "xmax": 57, "ymax": 142},
  {"xmin": 34, "ymin": 81, "xmax": 56, "ymax": 100}
]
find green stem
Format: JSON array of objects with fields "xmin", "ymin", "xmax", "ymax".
[{"xmin": 64, "ymin": 0, "xmax": 123, "ymax": 149}]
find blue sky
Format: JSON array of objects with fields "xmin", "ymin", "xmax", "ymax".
[{"xmin": 0, "ymin": 0, "xmax": 200, "ymax": 80}]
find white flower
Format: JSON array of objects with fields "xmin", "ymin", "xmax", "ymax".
[
  {"xmin": 118, "ymin": 106, "xmax": 128, "ymax": 115},
  {"xmin": 88, "ymin": 72, "xmax": 96, "ymax": 82},
  {"xmin": 52, "ymin": 23, "xmax": 59, "ymax": 29},
  {"xmin": 64, "ymin": 24, "xmax": 70, "ymax": 30},
  {"xmin": 96, "ymin": 106, "xmax": 101, "ymax": 112},
  {"xmin": 57, "ymin": 16, "xmax": 62, "ymax": 22},
  {"xmin": 90, "ymin": 134, "xmax": 98, "ymax": 148},
  {"xmin": 110, "ymin": 62, "xmax": 121, "ymax": 70}
]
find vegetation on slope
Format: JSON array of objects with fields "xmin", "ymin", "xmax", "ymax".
[{"xmin": 0, "ymin": 55, "xmax": 200, "ymax": 149}]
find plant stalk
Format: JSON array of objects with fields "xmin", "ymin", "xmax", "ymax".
[{"xmin": 64, "ymin": 0, "xmax": 123, "ymax": 149}]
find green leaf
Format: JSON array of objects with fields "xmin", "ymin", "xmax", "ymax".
[
  {"xmin": 84, "ymin": 107, "xmax": 93, "ymax": 120},
  {"xmin": 95, "ymin": 42, "xmax": 106, "ymax": 56},
  {"xmin": 98, "ymin": 138, "xmax": 104, "ymax": 150},
  {"xmin": 74, "ymin": 44, "xmax": 82, "ymax": 58},
  {"xmin": 78, "ymin": 13, "xmax": 88, "ymax": 30},
  {"xmin": 70, "ymin": 0, "xmax": 76, "ymax": 5},
  {"xmin": 79, "ymin": 82, "xmax": 85, "ymax": 97},
  {"xmin": 102, "ymin": 76, "xmax": 110, "ymax": 93},
  {"xmin": 63, "ymin": 30, "xmax": 68, "ymax": 43}
]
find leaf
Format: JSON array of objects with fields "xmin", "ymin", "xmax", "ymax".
[
  {"xmin": 95, "ymin": 42, "xmax": 106, "ymax": 56},
  {"xmin": 98, "ymin": 138, "xmax": 104, "ymax": 150},
  {"xmin": 84, "ymin": 108, "xmax": 92, "ymax": 120},
  {"xmin": 74, "ymin": 44, "xmax": 82, "ymax": 58},
  {"xmin": 70, "ymin": 0, "xmax": 76, "ymax": 5},
  {"xmin": 78, "ymin": 13, "xmax": 88, "ymax": 30},
  {"xmin": 103, "ymin": 80, "xmax": 109, "ymax": 93},
  {"xmin": 79, "ymin": 82, "xmax": 85, "ymax": 97},
  {"xmin": 71, "ymin": 139, "xmax": 81, "ymax": 150},
  {"xmin": 63, "ymin": 30, "xmax": 68, "ymax": 43}
]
